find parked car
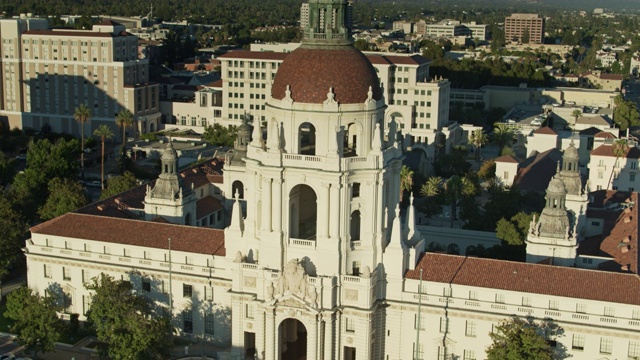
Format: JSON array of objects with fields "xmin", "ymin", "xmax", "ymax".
[
  {"xmin": 530, "ymin": 119, "xmax": 542, "ymax": 126},
  {"xmin": 15, "ymin": 154, "xmax": 27, "ymax": 160},
  {"xmin": 86, "ymin": 180, "xmax": 102, "ymax": 187}
]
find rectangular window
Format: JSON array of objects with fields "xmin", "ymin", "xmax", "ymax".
[
  {"xmin": 413, "ymin": 343, "xmax": 424, "ymax": 360},
  {"xmin": 352, "ymin": 183, "xmax": 360, "ymax": 198},
  {"xmin": 205, "ymin": 313, "xmax": 215, "ymax": 334},
  {"xmin": 183, "ymin": 284, "xmax": 193, "ymax": 298},
  {"xmin": 549, "ymin": 300, "xmax": 559, "ymax": 310},
  {"xmin": 142, "ymin": 278, "xmax": 151, "ymax": 292},
  {"xmin": 604, "ymin": 306, "xmax": 614, "ymax": 317},
  {"xmin": 414, "ymin": 314, "xmax": 425, "ymax": 330},
  {"xmin": 63, "ymin": 267, "xmax": 71, "ymax": 281},
  {"xmin": 44, "ymin": 264, "xmax": 52, "ymax": 278},
  {"xmin": 629, "ymin": 341, "xmax": 640, "ymax": 358},
  {"xmin": 468, "ymin": 291, "xmax": 478, "ymax": 300},
  {"xmin": 600, "ymin": 337, "xmax": 612, "ymax": 354},
  {"xmin": 465, "ymin": 321, "xmax": 476, "ymax": 337},
  {"xmin": 345, "ymin": 317, "xmax": 355, "ymax": 332},
  {"xmin": 182, "ymin": 310, "xmax": 193, "ymax": 333},
  {"xmin": 577, "ymin": 304, "xmax": 587, "ymax": 314},
  {"xmin": 495, "ymin": 294, "xmax": 505, "ymax": 303},
  {"xmin": 437, "ymin": 346, "xmax": 447, "ymax": 360},
  {"xmin": 245, "ymin": 304, "xmax": 254, "ymax": 319},
  {"xmin": 439, "ymin": 317, "xmax": 448, "ymax": 333},
  {"xmin": 443, "ymin": 288, "xmax": 452, "ymax": 297},
  {"xmin": 572, "ymin": 334, "xmax": 584, "ymax": 350},
  {"xmin": 633, "ymin": 310, "xmax": 640, "ymax": 320},
  {"xmin": 631, "ymin": 173, "xmax": 636, "ymax": 182},
  {"xmin": 463, "ymin": 350, "xmax": 476, "ymax": 360},
  {"xmin": 82, "ymin": 295, "xmax": 91, "ymax": 315},
  {"xmin": 522, "ymin": 297, "xmax": 531, "ymax": 307},
  {"xmin": 81, "ymin": 270, "xmax": 89, "ymax": 283},
  {"xmin": 204, "ymin": 286, "xmax": 214, "ymax": 301}
]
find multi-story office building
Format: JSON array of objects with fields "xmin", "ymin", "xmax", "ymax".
[
  {"xmin": 0, "ymin": 18, "xmax": 160, "ymax": 137},
  {"xmin": 425, "ymin": 20, "xmax": 488, "ymax": 41},
  {"xmin": 504, "ymin": 13, "xmax": 545, "ymax": 44}
]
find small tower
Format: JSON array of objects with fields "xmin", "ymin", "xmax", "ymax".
[
  {"xmin": 526, "ymin": 172, "xmax": 577, "ymax": 266},
  {"xmin": 229, "ymin": 118, "xmax": 251, "ymax": 164},
  {"xmin": 559, "ymin": 139, "xmax": 589, "ymax": 237},
  {"xmin": 143, "ymin": 142, "xmax": 197, "ymax": 225}
]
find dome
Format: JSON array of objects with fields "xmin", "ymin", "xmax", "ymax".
[
  {"xmin": 271, "ymin": 46, "xmax": 382, "ymax": 104},
  {"xmin": 546, "ymin": 176, "xmax": 567, "ymax": 195},
  {"xmin": 564, "ymin": 143, "xmax": 579, "ymax": 159},
  {"xmin": 161, "ymin": 143, "xmax": 177, "ymax": 161}
]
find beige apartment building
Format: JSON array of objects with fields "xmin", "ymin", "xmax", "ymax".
[
  {"xmin": 0, "ymin": 18, "xmax": 160, "ymax": 137},
  {"xmin": 504, "ymin": 13, "xmax": 545, "ymax": 44}
]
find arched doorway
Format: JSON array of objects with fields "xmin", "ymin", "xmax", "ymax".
[
  {"xmin": 289, "ymin": 185, "xmax": 317, "ymax": 239},
  {"xmin": 342, "ymin": 122, "xmax": 361, "ymax": 157},
  {"xmin": 279, "ymin": 318, "xmax": 307, "ymax": 360},
  {"xmin": 299, "ymin": 122, "xmax": 316, "ymax": 155}
]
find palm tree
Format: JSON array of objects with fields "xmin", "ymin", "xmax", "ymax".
[
  {"xmin": 421, "ymin": 176, "xmax": 443, "ymax": 198},
  {"xmin": 115, "ymin": 109, "xmax": 134, "ymax": 156},
  {"xmin": 571, "ymin": 109, "xmax": 582, "ymax": 126},
  {"xmin": 469, "ymin": 129, "xmax": 488, "ymax": 161},
  {"xmin": 74, "ymin": 103, "xmax": 92, "ymax": 173},
  {"xmin": 492, "ymin": 124, "xmax": 515, "ymax": 151},
  {"xmin": 94, "ymin": 125, "xmax": 114, "ymax": 190},
  {"xmin": 399, "ymin": 165, "xmax": 414, "ymax": 201},
  {"xmin": 608, "ymin": 139, "xmax": 629, "ymax": 189}
]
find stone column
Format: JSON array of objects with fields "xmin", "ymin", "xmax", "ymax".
[
  {"xmin": 263, "ymin": 178, "xmax": 272, "ymax": 232},
  {"xmin": 320, "ymin": 183, "xmax": 330, "ymax": 238},
  {"xmin": 273, "ymin": 179, "xmax": 283, "ymax": 233},
  {"xmin": 265, "ymin": 309, "xmax": 276, "ymax": 360},
  {"xmin": 330, "ymin": 183, "xmax": 340, "ymax": 239},
  {"xmin": 307, "ymin": 317, "xmax": 318, "ymax": 360}
]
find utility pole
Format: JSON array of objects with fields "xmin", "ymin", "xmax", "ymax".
[{"xmin": 415, "ymin": 268, "xmax": 423, "ymax": 360}]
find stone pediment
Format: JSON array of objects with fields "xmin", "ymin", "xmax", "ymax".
[{"xmin": 267, "ymin": 259, "xmax": 319, "ymax": 309}]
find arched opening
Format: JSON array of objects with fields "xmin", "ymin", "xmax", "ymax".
[
  {"xmin": 350, "ymin": 210, "xmax": 361, "ymax": 242},
  {"xmin": 299, "ymin": 122, "xmax": 316, "ymax": 155},
  {"xmin": 289, "ymin": 184, "xmax": 317, "ymax": 240},
  {"xmin": 386, "ymin": 112, "xmax": 404, "ymax": 142},
  {"xmin": 279, "ymin": 318, "xmax": 307, "ymax": 360},
  {"xmin": 149, "ymin": 122, "xmax": 155, "ymax": 132},
  {"xmin": 427, "ymin": 241, "xmax": 445, "ymax": 253},
  {"xmin": 232, "ymin": 180, "xmax": 244, "ymax": 199},
  {"xmin": 342, "ymin": 122, "xmax": 361, "ymax": 157},
  {"xmin": 447, "ymin": 243, "xmax": 460, "ymax": 255},
  {"xmin": 185, "ymin": 212, "xmax": 192, "ymax": 226}
]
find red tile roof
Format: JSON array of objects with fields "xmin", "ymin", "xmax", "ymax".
[
  {"xmin": 208, "ymin": 79, "xmax": 223, "ymax": 88},
  {"xmin": 24, "ymin": 29, "xmax": 130, "ymax": 38},
  {"xmin": 495, "ymin": 155, "xmax": 519, "ymax": 163},
  {"xmin": 365, "ymin": 55, "xmax": 393, "ymax": 65},
  {"xmin": 594, "ymin": 131, "xmax": 617, "ymax": 139},
  {"xmin": 196, "ymin": 196, "xmax": 223, "ymax": 219},
  {"xmin": 591, "ymin": 144, "xmax": 640, "ymax": 158},
  {"xmin": 533, "ymin": 127, "xmax": 557, "ymax": 135},
  {"xmin": 217, "ymin": 51, "xmax": 288, "ymax": 61},
  {"xmin": 512, "ymin": 148, "xmax": 562, "ymax": 192},
  {"xmin": 384, "ymin": 54, "xmax": 430, "ymax": 65},
  {"xmin": 31, "ymin": 213, "xmax": 225, "ymax": 256},
  {"xmin": 406, "ymin": 253, "xmax": 640, "ymax": 305},
  {"xmin": 272, "ymin": 47, "xmax": 382, "ymax": 104},
  {"xmin": 581, "ymin": 191, "xmax": 638, "ymax": 274}
]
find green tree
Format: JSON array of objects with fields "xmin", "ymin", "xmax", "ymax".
[
  {"xmin": 399, "ymin": 165, "xmax": 414, "ymax": 201},
  {"xmin": 608, "ymin": 139, "xmax": 629, "ymax": 188},
  {"xmin": 203, "ymin": 123, "xmax": 237, "ymax": 147},
  {"xmin": 469, "ymin": 129, "xmax": 488, "ymax": 161},
  {"xmin": 571, "ymin": 109, "xmax": 582, "ymax": 125},
  {"xmin": 421, "ymin": 175, "xmax": 477, "ymax": 227},
  {"xmin": 521, "ymin": 27, "xmax": 530, "ymax": 44},
  {"xmin": 613, "ymin": 94, "xmax": 640, "ymax": 130},
  {"xmin": 492, "ymin": 124, "xmax": 516, "ymax": 150},
  {"xmin": 86, "ymin": 273, "xmax": 172, "ymax": 360},
  {"xmin": 74, "ymin": 103, "xmax": 92, "ymax": 172},
  {"xmin": 354, "ymin": 39, "xmax": 370, "ymax": 51},
  {"xmin": 0, "ymin": 197, "xmax": 28, "ymax": 301},
  {"xmin": 0, "ymin": 151, "xmax": 16, "ymax": 186},
  {"xmin": 115, "ymin": 109, "xmax": 134, "ymax": 156},
  {"xmin": 486, "ymin": 316, "xmax": 564, "ymax": 360},
  {"xmin": 94, "ymin": 125, "xmax": 115, "ymax": 190},
  {"xmin": 100, "ymin": 171, "xmax": 138, "ymax": 200},
  {"xmin": 478, "ymin": 159, "xmax": 496, "ymax": 180},
  {"xmin": 4, "ymin": 286, "xmax": 63, "ymax": 358},
  {"xmin": 38, "ymin": 177, "xmax": 89, "ymax": 220},
  {"xmin": 10, "ymin": 138, "xmax": 79, "ymax": 221},
  {"xmin": 496, "ymin": 212, "xmax": 534, "ymax": 246}
]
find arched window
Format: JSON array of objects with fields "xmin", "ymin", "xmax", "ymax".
[
  {"xmin": 232, "ymin": 180, "xmax": 244, "ymax": 199},
  {"xmin": 289, "ymin": 184, "xmax": 317, "ymax": 240},
  {"xmin": 185, "ymin": 212, "xmax": 192, "ymax": 226},
  {"xmin": 299, "ymin": 122, "xmax": 316, "ymax": 155},
  {"xmin": 350, "ymin": 210, "xmax": 361, "ymax": 241}
]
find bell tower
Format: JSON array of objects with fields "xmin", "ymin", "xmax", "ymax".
[
  {"xmin": 526, "ymin": 170, "xmax": 578, "ymax": 266},
  {"xmin": 143, "ymin": 142, "xmax": 196, "ymax": 225}
]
